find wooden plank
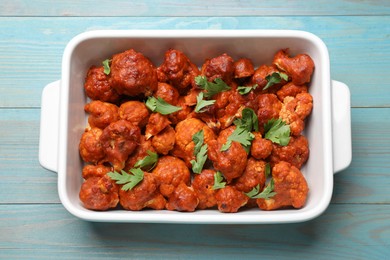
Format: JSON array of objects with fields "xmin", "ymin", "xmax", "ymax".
[
  {"xmin": 0, "ymin": 109, "xmax": 59, "ymax": 203},
  {"xmin": 2, "ymin": 0, "xmax": 390, "ymax": 16},
  {"xmin": 0, "ymin": 204, "xmax": 389, "ymax": 259},
  {"xmin": 332, "ymin": 108, "xmax": 390, "ymax": 204},
  {"xmin": 0, "ymin": 107, "xmax": 389, "ymax": 204},
  {"xmin": 0, "ymin": 16, "xmax": 389, "ymax": 108}
]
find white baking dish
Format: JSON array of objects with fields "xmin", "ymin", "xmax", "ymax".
[{"xmin": 39, "ymin": 30, "xmax": 352, "ymax": 224}]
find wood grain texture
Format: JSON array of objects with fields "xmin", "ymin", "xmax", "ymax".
[
  {"xmin": 1, "ymin": 0, "xmax": 390, "ymax": 16},
  {"xmin": 0, "ymin": 204, "xmax": 389, "ymax": 259},
  {"xmin": 0, "ymin": 108, "xmax": 389, "ymax": 205},
  {"xmin": 0, "ymin": 109, "xmax": 59, "ymax": 204},
  {"xmin": 1, "ymin": 1, "xmax": 389, "ymax": 258},
  {"xmin": 0, "ymin": 16, "xmax": 389, "ymax": 108}
]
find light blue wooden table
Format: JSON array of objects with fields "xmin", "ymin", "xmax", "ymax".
[{"xmin": 1, "ymin": 1, "xmax": 389, "ymax": 259}]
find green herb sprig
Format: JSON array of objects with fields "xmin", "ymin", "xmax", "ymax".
[
  {"xmin": 245, "ymin": 179, "xmax": 277, "ymax": 200},
  {"xmin": 264, "ymin": 118, "xmax": 291, "ymax": 146},
  {"xmin": 220, "ymin": 126, "xmax": 255, "ymax": 152},
  {"xmin": 237, "ymin": 84, "xmax": 258, "ymax": 95},
  {"xmin": 195, "ymin": 76, "xmax": 231, "ymax": 98},
  {"xmin": 145, "ymin": 97, "xmax": 182, "ymax": 115},
  {"xmin": 263, "ymin": 72, "xmax": 289, "ymax": 90},
  {"xmin": 107, "ymin": 168, "xmax": 144, "ymax": 191},
  {"xmin": 212, "ymin": 171, "xmax": 226, "ymax": 190},
  {"xmin": 194, "ymin": 92, "xmax": 216, "ymax": 113},
  {"xmin": 134, "ymin": 150, "xmax": 158, "ymax": 171},
  {"xmin": 102, "ymin": 59, "xmax": 111, "ymax": 75}
]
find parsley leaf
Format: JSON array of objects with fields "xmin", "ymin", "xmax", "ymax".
[
  {"xmin": 264, "ymin": 118, "xmax": 291, "ymax": 146},
  {"xmin": 237, "ymin": 84, "xmax": 258, "ymax": 95},
  {"xmin": 107, "ymin": 168, "xmax": 144, "ymax": 191},
  {"xmin": 134, "ymin": 150, "xmax": 158, "ymax": 171},
  {"xmin": 220, "ymin": 126, "xmax": 255, "ymax": 152},
  {"xmin": 212, "ymin": 171, "xmax": 226, "ymax": 190},
  {"xmin": 195, "ymin": 75, "xmax": 231, "ymax": 98},
  {"xmin": 102, "ymin": 59, "xmax": 111, "ymax": 75},
  {"xmin": 192, "ymin": 130, "xmax": 204, "ymax": 155},
  {"xmin": 190, "ymin": 144, "xmax": 208, "ymax": 174},
  {"xmin": 263, "ymin": 72, "xmax": 289, "ymax": 90},
  {"xmin": 194, "ymin": 92, "xmax": 216, "ymax": 113},
  {"xmin": 233, "ymin": 108, "xmax": 259, "ymax": 132},
  {"xmin": 145, "ymin": 96, "xmax": 182, "ymax": 115},
  {"xmin": 244, "ymin": 179, "xmax": 277, "ymax": 200}
]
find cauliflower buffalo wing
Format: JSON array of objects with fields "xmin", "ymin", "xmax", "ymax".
[
  {"xmin": 79, "ymin": 174, "xmax": 119, "ymax": 211},
  {"xmin": 79, "ymin": 47, "xmax": 315, "ymax": 213},
  {"xmin": 110, "ymin": 49, "xmax": 157, "ymax": 96},
  {"xmin": 84, "ymin": 66, "xmax": 120, "ymax": 103},
  {"xmin": 84, "ymin": 100, "xmax": 119, "ymax": 129},
  {"xmin": 257, "ymin": 161, "xmax": 309, "ymax": 210}
]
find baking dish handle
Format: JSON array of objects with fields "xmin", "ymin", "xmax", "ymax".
[
  {"xmin": 331, "ymin": 80, "xmax": 352, "ymax": 174},
  {"xmin": 39, "ymin": 80, "xmax": 60, "ymax": 172}
]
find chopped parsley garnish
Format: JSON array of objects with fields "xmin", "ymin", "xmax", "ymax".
[
  {"xmin": 221, "ymin": 108, "xmax": 258, "ymax": 152},
  {"xmin": 220, "ymin": 126, "xmax": 255, "ymax": 152},
  {"xmin": 134, "ymin": 150, "xmax": 158, "ymax": 171},
  {"xmin": 194, "ymin": 92, "xmax": 216, "ymax": 113},
  {"xmin": 264, "ymin": 118, "xmax": 291, "ymax": 146},
  {"xmin": 190, "ymin": 130, "xmax": 208, "ymax": 174},
  {"xmin": 263, "ymin": 72, "xmax": 289, "ymax": 90},
  {"xmin": 107, "ymin": 168, "xmax": 144, "ymax": 191},
  {"xmin": 102, "ymin": 59, "xmax": 111, "ymax": 75},
  {"xmin": 192, "ymin": 130, "xmax": 205, "ymax": 155},
  {"xmin": 195, "ymin": 75, "xmax": 231, "ymax": 98},
  {"xmin": 145, "ymin": 96, "xmax": 182, "ymax": 115},
  {"xmin": 237, "ymin": 84, "xmax": 258, "ymax": 95},
  {"xmin": 212, "ymin": 171, "xmax": 226, "ymax": 190},
  {"xmin": 233, "ymin": 108, "xmax": 259, "ymax": 132},
  {"xmin": 190, "ymin": 144, "xmax": 208, "ymax": 174},
  {"xmin": 245, "ymin": 179, "xmax": 277, "ymax": 200}
]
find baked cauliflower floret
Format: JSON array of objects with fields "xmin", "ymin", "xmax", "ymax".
[
  {"xmin": 166, "ymin": 182, "xmax": 199, "ymax": 212},
  {"xmin": 151, "ymin": 125, "xmax": 175, "ymax": 155},
  {"xmin": 79, "ymin": 174, "xmax": 119, "ymax": 211},
  {"xmin": 145, "ymin": 113, "xmax": 172, "ymax": 140},
  {"xmin": 152, "ymin": 156, "xmax": 191, "ymax": 198},
  {"xmin": 273, "ymin": 49, "xmax": 315, "ymax": 86},
  {"xmin": 84, "ymin": 66, "xmax": 120, "ymax": 103},
  {"xmin": 279, "ymin": 92, "xmax": 313, "ymax": 136},
  {"xmin": 79, "ymin": 127, "xmax": 105, "ymax": 164},
  {"xmin": 124, "ymin": 135, "xmax": 156, "ymax": 171},
  {"xmin": 257, "ymin": 94, "xmax": 282, "ymax": 133},
  {"xmin": 234, "ymin": 58, "xmax": 255, "ymax": 79},
  {"xmin": 119, "ymin": 171, "xmax": 163, "ymax": 211},
  {"xmin": 110, "ymin": 49, "xmax": 157, "ymax": 96},
  {"xmin": 250, "ymin": 132, "xmax": 273, "ymax": 160},
  {"xmin": 154, "ymin": 82, "xmax": 180, "ymax": 105},
  {"xmin": 201, "ymin": 53, "xmax": 235, "ymax": 84},
  {"xmin": 215, "ymin": 186, "xmax": 248, "ymax": 213},
  {"xmin": 269, "ymin": 135, "xmax": 309, "ymax": 169},
  {"xmin": 250, "ymin": 65, "xmax": 286, "ymax": 92},
  {"xmin": 100, "ymin": 120, "xmax": 141, "ymax": 171},
  {"xmin": 191, "ymin": 169, "xmax": 218, "ymax": 209},
  {"xmin": 214, "ymin": 89, "xmax": 246, "ymax": 130},
  {"xmin": 276, "ymin": 82, "xmax": 308, "ymax": 101},
  {"xmin": 234, "ymin": 157, "xmax": 267, "ymax": 193},
  {"xmin": 82, "ymin": 164, "xmax": 112, "ymax": 179},
  {"xmin": 84, "ymin": 100, "xmax": 119, "ymax": 129},
  {"xmin": 157, "ymin": 49, "xmax": 200, "ymax": 90},
  {"xmin": 257, "ymin": 161, "xmax": 308, "ymax": 210},
  {"xmin": 172, "ymin": 118, "xmax": 216, "ymax": 167},
  {"xmin": 208, "ymin": 126, "xmax": 248, "ymax": 183},
  {"xmin": 118, "ymin": 101, "xmax": 150, "ymax": 129}
]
